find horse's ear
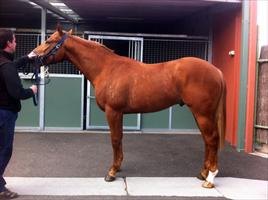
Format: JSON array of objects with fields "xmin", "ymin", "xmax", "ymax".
[
  {"xmin": 67, "ymin": 29, "xmax": 73, "ymax": 35},
  {"xmin": 56, "ymin": 23, "xmax": 63, "ymax": 35}
]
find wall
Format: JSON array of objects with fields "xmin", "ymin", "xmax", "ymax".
[{"xmin": 212, "ymin": 6, "xmax": 242, "ymax": 146}]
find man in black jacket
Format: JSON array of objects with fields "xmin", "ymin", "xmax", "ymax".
[{"xmin": 0, "ymin": 28, "xmax": 37, "ymax": 199}]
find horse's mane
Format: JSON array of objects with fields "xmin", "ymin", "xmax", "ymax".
[
  {"xmin": 71, "ymin": 35, "xmax": 114, "ymax": 53},
  {"xmin": 99, "ymin": 44, "xmax": 114, "ymax": 53}
]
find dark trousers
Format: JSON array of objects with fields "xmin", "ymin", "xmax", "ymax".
[{"xmin": 0, "ymin": 109, "xmax": 17, "ymax": 192}]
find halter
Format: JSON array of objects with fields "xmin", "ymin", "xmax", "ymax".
[
  {"xmin": 32, "ymin": 34, "xmax": 68, "ymax": 106},
  {"xmin": 36, "ymin": 34, "xmax": 68, "ymax": 66}
]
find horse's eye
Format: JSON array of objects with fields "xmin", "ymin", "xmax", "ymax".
[{"xmin": 45, "ymin": 41, "xmax": 51, "ymax": 44}]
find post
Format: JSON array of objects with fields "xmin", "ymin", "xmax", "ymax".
[
  {"xmin": 244, "ymin": 0, "xmax": 257, "ymax": 152},
  {"xmin": 237, "ymin": 0, "xmax": 250, "ymax": 151},
  {"xmin": 39, "ymin": 7, "xmax": 46, "ymax": 130}
]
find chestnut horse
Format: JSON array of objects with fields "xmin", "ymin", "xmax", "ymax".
[{"xmin": 33, "ymin": 26, "xmax": 226, "ymax": 188}]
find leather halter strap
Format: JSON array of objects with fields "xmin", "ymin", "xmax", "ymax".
[{"xmin": 36, "ymin": 34, "xmax": 68, "ymax": 66}]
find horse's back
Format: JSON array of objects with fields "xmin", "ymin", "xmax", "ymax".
[{"xmin": 177, "ymin": 57, "xmax": 222, "ymax": 77}]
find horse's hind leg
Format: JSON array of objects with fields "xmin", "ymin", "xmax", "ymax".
[
  {"xmin": 197, "ymin": 144, "xmax": 209, "ymax": 181},
  {"xmin": 104, "ymin": 106, "xmax": 123, "ymax": 182},
  {"xmin": 194, "ymin": 114, "xmax": 219, "ymax": 188}
]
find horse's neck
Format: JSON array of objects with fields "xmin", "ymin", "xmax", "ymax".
[{"xmin": 64, "ymin": 36, "xmax": 112, "ymax": 84}]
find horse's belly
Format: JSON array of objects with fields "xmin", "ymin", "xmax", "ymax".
[{"xmin": 126, "ymin": 91, "xmax": 180, "ymax": 113}]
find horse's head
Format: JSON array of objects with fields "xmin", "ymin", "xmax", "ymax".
[{"xmin": 33, "ymin": 24, "xmax": 72, "ymax": 65}]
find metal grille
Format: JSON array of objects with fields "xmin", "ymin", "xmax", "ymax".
[
  {"xmin": 15, "ymin": 33, "xmax": 80, "ymax": 75},
  {"xmin": 15, "ymin": 34, "xmax": 39, "ymax": 74},
  {"xmin": 143, "ymin": 39, "xmax": 208, "ymax": 64},
  {"xmin": 88, "ymin": 35, "xmax": 143, "ymax": 61}
]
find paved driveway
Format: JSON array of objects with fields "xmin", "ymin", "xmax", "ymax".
[{"xmin": 4, "ymin": 132, "xmax": 268, "ymax": 200}]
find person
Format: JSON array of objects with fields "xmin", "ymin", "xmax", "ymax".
[{"xmin": 0, "ymin": 28, "xmax": 37, "ymax": 199}]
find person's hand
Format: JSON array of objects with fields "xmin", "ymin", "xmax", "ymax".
[
  {"xmin": 30, "ymin": 85, "xmax": 38, "ymax": 94},
  {"xmin": 28, "ymin": 51, "xmax": 37, "ymax": 59}
]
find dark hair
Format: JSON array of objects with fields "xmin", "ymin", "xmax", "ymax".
[{"xmin": 0, "ymin": 28, "xmax": 14, "ymax": 49}]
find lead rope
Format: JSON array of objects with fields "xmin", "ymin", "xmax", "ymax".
[
  {"xmin": 32, "ymin": 58, "xmax": 40, "ymax": 106},
  {"xmin": 31, "ymin": 58, "xmax": 50, "ymax": 106}
]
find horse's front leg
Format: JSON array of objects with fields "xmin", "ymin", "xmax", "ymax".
[{"xmin": 104, "ymin": 106, "xmax": 123, "ymax": 182}]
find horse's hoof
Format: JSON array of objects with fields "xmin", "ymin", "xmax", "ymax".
[
  {"xmin": 105, "ymin": 175, "xmax": 116, "ymax": 182},
  {"xmin": 196, "ymin": 173, "xmax": 206, "ymax": 181},
  {"xmin": 202, "ymin": 181, "xmax": 214, "ymax": 189}
]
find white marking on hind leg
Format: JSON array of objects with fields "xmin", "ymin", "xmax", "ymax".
[{"xmin": 206, "ymin": 169, "xmax": 219, "ymax": 184}]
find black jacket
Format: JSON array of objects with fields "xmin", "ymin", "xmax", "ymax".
[{"xmin": 0, "ymin": 50, "xmax": 34, "ymax": 112}]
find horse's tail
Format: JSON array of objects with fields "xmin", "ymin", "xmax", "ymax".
[{"xmin": 217, "ymin": 73, "xmax": 226, "ymax": 150}]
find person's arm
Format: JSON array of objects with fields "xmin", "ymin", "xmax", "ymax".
[
  {"xmin": 1, "ymin": 63, "xmax": 34, "ymax": 100},
  {"xmin": 14, "ymin": 52, "xmax": 37, "ymax": 69},
  {"xmin": 13, "ymin": 56, "xmax": 31, "ymax": 69}
]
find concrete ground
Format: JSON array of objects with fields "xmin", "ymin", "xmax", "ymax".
[{"xmin": 4, "ymin": 132, "xmax": 268, "ymax": 200}]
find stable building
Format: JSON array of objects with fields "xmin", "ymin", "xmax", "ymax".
[{"xmin": 0, "ymin": 0, "xmax": 263, "ymax": 153}]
